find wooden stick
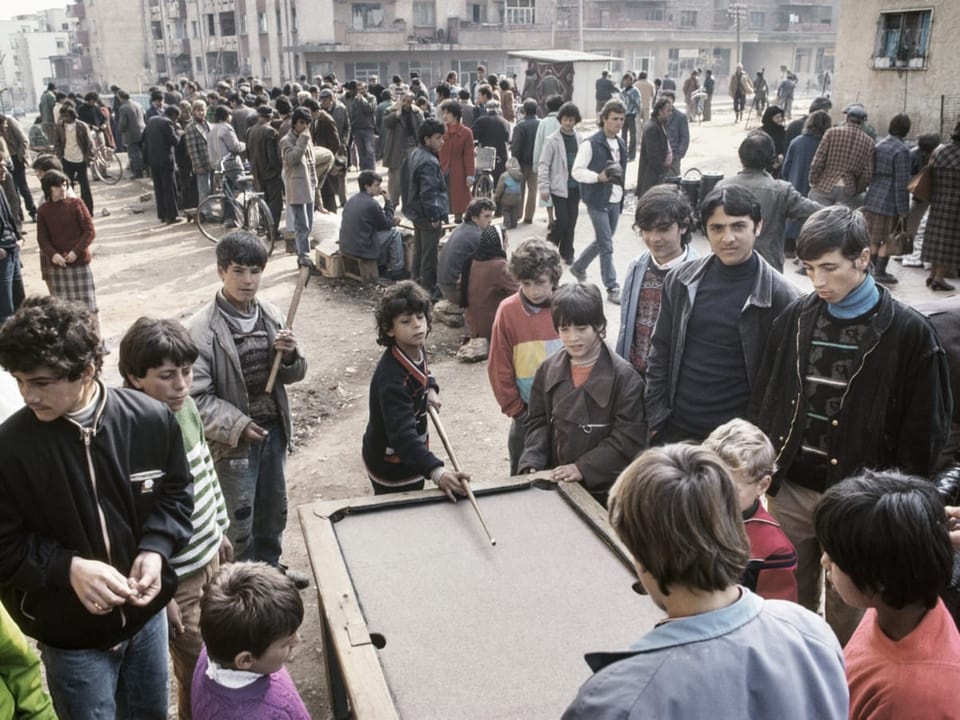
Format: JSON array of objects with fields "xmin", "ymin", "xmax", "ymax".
[
  {"xmin": 265, "ymin": 264, "xmax": 311, "ymax": 394},
  {"xmin": 427, "ymin": 406, "xmax": 496, "ymax": 546}
]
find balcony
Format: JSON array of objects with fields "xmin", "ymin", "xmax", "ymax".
[
  {"xmin": 343, "ymin": 27, "xmax": 407, "ymax": 50},
  {"xmin": 154, "ymin": 39, "xmax": 166, "ymax": 54},
  {"xmin": 75, "ymin": 29, "xmax": 89, "ymax": 45},
  {"xmin": 68, "ymin": 3, "xmax": 85, "ymax": 19},
  {"xmin": 207, "ymin": 35, "xmax": 238, "ymax": 51},
  {"xmin": 166, "ymin": 1, "xmax": 181, "ymax": 18},
  {"xmin": 78, "ymin": 55, "xmax": 93, "ymax": 72},
  {"xmin": 150, "ymin": 7, "xmax": 161, "ymax": 20}
]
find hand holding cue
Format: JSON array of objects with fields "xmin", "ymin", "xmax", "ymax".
[
  {"xmin": 265, "ymin": 264, "xmax": 311, "ymax": 394},
  {"xmin": 427, "ymin": 406, "xmax": 496, "ymax": 546}
]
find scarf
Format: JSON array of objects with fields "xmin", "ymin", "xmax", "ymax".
[
  {"xmin": 827, "ymin": 274, "xmax": 879, "ymax": 320},
  {"xmin": 460, "ymin": 225, "xmax": 506, "ymax": 308}
]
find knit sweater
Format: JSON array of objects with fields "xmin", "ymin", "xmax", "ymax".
[
  {"xmin": 191, "ymin": 647, "xmax": 309, "ymax": 720},
  {"xmin": 36, "ymin": 196, "xmax": 95, "ymax": 264},
  {"xmin": 171, "ymin": 397, "xmax": 229, "ymax": 577},
  {"xmin": 487, "ymin": 291, "xmax": 564, "ymax": 418}
]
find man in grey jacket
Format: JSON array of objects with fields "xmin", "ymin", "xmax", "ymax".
[
  {"xmin": 280, "ymin": 108, "xmax": 318, "ymax": 266},
  {"xmin": 188, "ymin": 231, "xmax": 309, "ymax": 587},
  {"xmin": 645, "ymin": 185, "xmax": 798, "ymax": 443},
  {"xmin": 716, "ymin": 132, "xmax": 821, "ymax": 271}
]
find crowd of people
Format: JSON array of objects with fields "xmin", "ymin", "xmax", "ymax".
[{"xmin": 1, "ymin": 64, "xmax": 960, "ymax": 720}]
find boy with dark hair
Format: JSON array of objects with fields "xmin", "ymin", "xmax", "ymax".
[
  {"xmin": 646, "ymin": 184, "xmax": 798, "ymax": 444},
  {"xmin": 750, "ymin": 205, "xmax": 951, "ymax": 644},
  {"xmin": 362, "ymin": 280, "xmax": 470, "ymax": 499},
  {"xmin": 570, "ymin": 99, "xmax": 628, "ymax": 304},
  {"xmin": 488, "ymin": 238, "xmax": 564, "ymax": 474},
  {"xmin": 188, "ymin": 231, "xmax": 309, "ymax": 587},
  {"xmin": 437, "ymin": 196, "xmax": 495, "ymax": 303},
  {"xmin": 119, "ymin": 317, "xmax": 232, "ymax": 719},
  {"xmin": 616, "ymin": 185, "xmax": 698, "ymax": 374},
  {"xmin": 192, "ymin": 562, "xmax": 309, "ymax": 718},
  {"xmin": 815, "ymin": 471, "xmax": 960, "ymax": 718},
  {"xmin": 704, "ymin": 418, "xmax": 798, "ymax": 602},
  {"xmin": 339, "ymin": 169, "xmax": 407, "ymax": 280},
  {"xmin": 401, "ymin": 118, "xmax": 448, "ymax": 299},
  {"xmin": 562, "ymin": 444, "xmax": 848, "ymax": 719},
  {"xmin": 0, "ymin": 296, "xmax": 194, "ymax": 718},
  {"xmin": 519, "ymin": 283, "xmax": 645, "ymax": 504}
]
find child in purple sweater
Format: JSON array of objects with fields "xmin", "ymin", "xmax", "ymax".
[{"xmin": 192, "ymin": 562, "xmax": 309, "ymax": 719}]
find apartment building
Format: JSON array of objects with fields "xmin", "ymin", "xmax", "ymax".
[
  {"xmin": 0, "ymin": 10, "xmax": 76, "ymax": 113},
  {"xmin": 66, "ymin": 0, "xmax": 836, "ymax": 94},
  {"xmin": 833, "ymin": 0, "xmax": 959, "ymax": 138}
]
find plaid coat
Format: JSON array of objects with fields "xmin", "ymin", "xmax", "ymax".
[
  {"xmin": 809, "ymin": 122, "xmax": 874, "ymax": 195},
  {"xmin": 922, "ymin": 141, "xmax": 960, "ymax": 266},
  {"xmin": 862, "ymin": 134, "xmax": 911, "ymax": 217},
  {"xmin": 184, "ymin": 119, "xmax": 212, "ymax": 174}
]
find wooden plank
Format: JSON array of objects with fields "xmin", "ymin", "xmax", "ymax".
[
  {"xmin": 341, "ymin": 254, "xmax": 380, "ymax": 283},
  {"xmin": 298, "ymin": 506, "xmax": 400, "ymax": 719}
]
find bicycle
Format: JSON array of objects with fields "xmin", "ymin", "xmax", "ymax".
[
  {"xmin": 472, "ymin": 144, "xmax": 496, "ymax": 200},
  {"xmin": 91, "ymin": 127, "xmax": 123, "ymax": 185},
  {"xmin": 196, "ymin": 158, "xmax": 277, "ymax": 255}
]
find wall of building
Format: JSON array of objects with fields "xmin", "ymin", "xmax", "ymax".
[{"xmin": 834, "ymin": 0, "xmax": 958, "ymax": 138}]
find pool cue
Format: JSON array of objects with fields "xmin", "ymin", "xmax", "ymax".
[
  {"xmin": 427, "ymin": 405, "xmax": 496, "ymax": 546},
  {"xmin": 265, "ymin": 264, "xmax": 311, "ymax": 394}
]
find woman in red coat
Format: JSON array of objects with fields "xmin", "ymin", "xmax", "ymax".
[{"xmin": 439, "ymin": 100, "xmax": 476, "ymax": 222}]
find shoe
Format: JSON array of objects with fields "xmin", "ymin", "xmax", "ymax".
[
  {"xmin": 386, "ymin": 268, "xmax": 411, "ymax": 281},
  {"xmin": 929, "ymin": 278, "xmax": 955, "ymax": 291},
  {"xmin": 570, "ymin": 266, "xmax": 587, "ymax": 283},
  {"xmin": 902, "ymin": 257, "xmax": 923, "ymax": 267},
  {"xmin": 279, "ymin": 564, "xmax": 310, "ymax": 590},
  {"xmin": 522, "ymin": 219, "xmax": 533, "ymax": 225},
  {"xmin": 607, "ymin": 287, "xmax": 622, "ymax": 305},
  {"xmin": 873, "ymin": 270, "xmax": 899, "ymax": 285}
]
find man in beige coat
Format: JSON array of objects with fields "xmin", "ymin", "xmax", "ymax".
[{"xmin": 280, "ymin": 107, "xmax": 318, "ymax": 266}]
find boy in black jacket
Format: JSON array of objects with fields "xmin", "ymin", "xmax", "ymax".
[
  {"xmin": 362, "ymin": 281, "xmax": 469, "ymax": 500},
  {"xmin": 0, "ymin": 295, "xmax": 193, "ymax": 718}
]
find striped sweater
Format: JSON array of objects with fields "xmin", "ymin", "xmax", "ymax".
[{"xmin": 172, "ymin": 397, "xmax": 229, "ymax": 577}]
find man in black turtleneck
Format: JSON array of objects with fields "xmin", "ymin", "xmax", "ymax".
[
  {"xmin": 748, "ymin": 204, "xmax": 951, "ymax": 646},
  {"xmin": 645, "ymin": 184, "xmax": 798, "ymax": 445}
]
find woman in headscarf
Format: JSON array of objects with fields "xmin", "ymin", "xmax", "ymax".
[
  {"xmin": 460, "ymin": 224, "xmax": 518, "ymax": 341},
  {"xmin": 760, "ymin": 105, "xmax": 786, "ymax": 178}
]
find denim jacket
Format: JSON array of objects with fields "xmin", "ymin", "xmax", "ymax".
[{"xmin": 644, "ymin": 252, "xmax": 799, "ymax": 434}]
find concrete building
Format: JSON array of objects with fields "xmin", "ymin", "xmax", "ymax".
[
  {"xmin": 0, "ymin": 10, "xmax": 76, "ymax": 113},
  {"xmin": 833, "ymin": 0, "xmax": 959, "ymax": 138},
  {"xmin": 65, "ymin": 0, "xmax": 836, "ymax": 97}
]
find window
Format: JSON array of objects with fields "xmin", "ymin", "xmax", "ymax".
[
  {"xmin": 220, "ymin": 11, "xmax": 236, "ymax": 36},
  {"xmin": 151, "ymin": 21, "xmax": 163, "ymax": 40},
  {"xmin": 56, "ymin": 39, "xmax": 65, "ymax": 49},
  {"xmin": 873, "ymin": 9, "xmax": 932, "ymax": 69},
  {"xmin": 505, "ymin": 0, "xmax": 534, "ymax": 26},
  {"xmin": 642, "ymin": 9, "xmax": 663, "ymax": 22},
  {"xmin": 467, "ymin": 2, "xmax": 487, "ymax": 24},
  {"xmin": 206, "ymin": 13, "xmax": 216, "ymax": 36},
  {"xmin": 344, "ymin": 61, "xmax": 383, "ymax": 82},
  {"xmin": 679, "ymin": 11, "xmax": 697, "ymax": 28},
  {"xmin": 191, "ymin": 20, "xmax": 198, "ymax": 37},
  {"xmin": 261, "ymin": 57, "xmax": 270, "ymax": 77},
  {"xmin": 413, "ymin": 2, "xmax": 435, "ymax": 26},
  {"xmin": 195, "ymin": 56, "xmax": 203, "ymax": 72},
  {"xmin": 352, "ymin": 4, "xmax": 383, "ymax": 30},
  {"xmin": 258, "ymin": 12, "xmax": 268, "ymax": 32},
  {"xmin": 239, "ymin": 13, "xmax": 246, "ymax": 34},
  {"xmin": 749, "ymin": 11, "xmax": 764, "ymax": 29}
]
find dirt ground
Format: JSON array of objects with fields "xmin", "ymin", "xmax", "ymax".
[{"xmin": 10, "ymin": 94, "xmax": 938, "ymax": 718}]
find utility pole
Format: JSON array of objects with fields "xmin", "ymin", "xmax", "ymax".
[
  {"xmin": 578, "ymin": 0, "xmax": 584, "ymax": 52},
  {"xmin": 728, "ymin": 1, "xmax": 747, "ymax": 67}
]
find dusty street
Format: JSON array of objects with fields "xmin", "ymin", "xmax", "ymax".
[{"xmin": 8, "ymin": 97, "xmax": 942, "ymax": 718}]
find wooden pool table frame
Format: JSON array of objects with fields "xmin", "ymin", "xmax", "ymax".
[{"xmin": 298, "ymin": 474, "xmax": 637, "ymax": 720}]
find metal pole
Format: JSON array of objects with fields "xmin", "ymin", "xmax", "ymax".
[
  {"xmin": 736, "ymin": 13, "xmax": 741, "ymax": 66},
  {"xmin": 578, "ymin": 0, "xmax": 584, "ymax": 52}
]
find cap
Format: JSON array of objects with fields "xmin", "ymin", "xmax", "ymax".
[
  {"xmin": 843, "ymin": 103, "xmax": 867, "ymax": 120},
  {"xmin": 257, "ymin": 105, "xmax": 274, "ymax": 118},
  {"xmin": 319, "ymin": 88, "xmax": 334, "ymax": 99}
]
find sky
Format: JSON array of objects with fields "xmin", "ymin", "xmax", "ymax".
[{"xmin": 2, "ymin": 0, "xmax": 70, "ymax": 23}]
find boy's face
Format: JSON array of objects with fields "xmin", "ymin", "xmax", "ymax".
[
  {"xmin": 731, "ymin": 468, "xmax": 769, "ymax": 512},
  {"xmin": 821, "ymin": 553, "xmax": 873, "ymax": 609},
  {"xmin": 247, "ymin": 631, "xmax": 301, "ymax": 675},
  {"xmin": 129, "ymin": 360, "xmax": 193, "ymax": 412},
  {"xmin": 13, "ymin": 364, "xmax": 95, "ymax": 422},
  {"xmin": 559, "ymin": 115, "xmax": 577, "ymax": 132},
  {"xmin": 558, "ymin": 324, "xmax": 601, "ymax": 362},
  {"xmin": 519, "ymin": 274, "xmax": 554, "ymax": 305},
  {"xmin": 640, "ymin": 222, "xmax": 685, "ymax": 265},
  {"xmin": 388, "ymin": 312, "xmax": 429, "ymax": 357},
  {"xmin": 424, "ymin": 133, "xmax": 444, "ymax": 154},
  {"xmin": 705, "ymin": 207, "xmax": 760, "ymax": 267},
  {"xmin": 218, "ymin": 262, "xmax": 263, "ymax": 309},
  {"xmin": 801, "ymin": 248, "xmax": 871, "ymax": 305},
  {"xmin": 474, "ymin": 209, "xmax": 494, "ymax": 229}
]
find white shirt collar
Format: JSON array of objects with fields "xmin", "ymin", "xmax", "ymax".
[{"xmin": 205, "ymin": 658, "xmax": 264, "ymax": 688}]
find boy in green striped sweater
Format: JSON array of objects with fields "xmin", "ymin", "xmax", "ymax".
[{"xmin": 120, "ymin": 317, "xmax": 232, "ymax": 720}]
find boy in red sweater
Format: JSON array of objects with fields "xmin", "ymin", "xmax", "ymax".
[
  {"xmin": 487, "ymin": 238, "xmax": 564, "ymax": 475},
  {"xmin": 815, "ymin": 471, "xmax": 960, "ymax": 719},
  {"xmin": 704, "ymin": 418, "xmax": 798, "ymax": 602}
]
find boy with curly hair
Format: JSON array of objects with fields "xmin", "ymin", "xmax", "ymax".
[{"xmin": 362, "ymin": 280, "xmax": 469, "ymax": 500}]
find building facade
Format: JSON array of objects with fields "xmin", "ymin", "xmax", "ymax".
[
  {"xmin": 0, "ymin": 10, "xmax": 76, "ymax": 113},
  {"xmin": 833, "ymin": 0, "xmax": 959, "ymax": 138},
  {"xmin": 64, "ymin": 0, "xmax": 835, "ymax": 97}
]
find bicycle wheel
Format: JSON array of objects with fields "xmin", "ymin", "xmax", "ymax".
[
  {"xmin": 244, "ymin": 197, "xmax": 277, "ymax": 256},
  {"xmin": 93, "ymin": 147, "xmax": 123, "ymax": 185},
  {"xmin": 473, "ymin": 173, "xmax": 494, "ymax": 200},
  {"xmin": 196, "ymin": 195, "xmax": 237, "ymax": 244}
]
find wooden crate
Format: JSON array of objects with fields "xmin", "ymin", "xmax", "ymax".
[
  {"xmin": 341, "ymin": 253, "xmax": 380, "ymax": 283},
  {"xmin": 314, "ymin": 238, "xmax": 344, "ymax": 279}
]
